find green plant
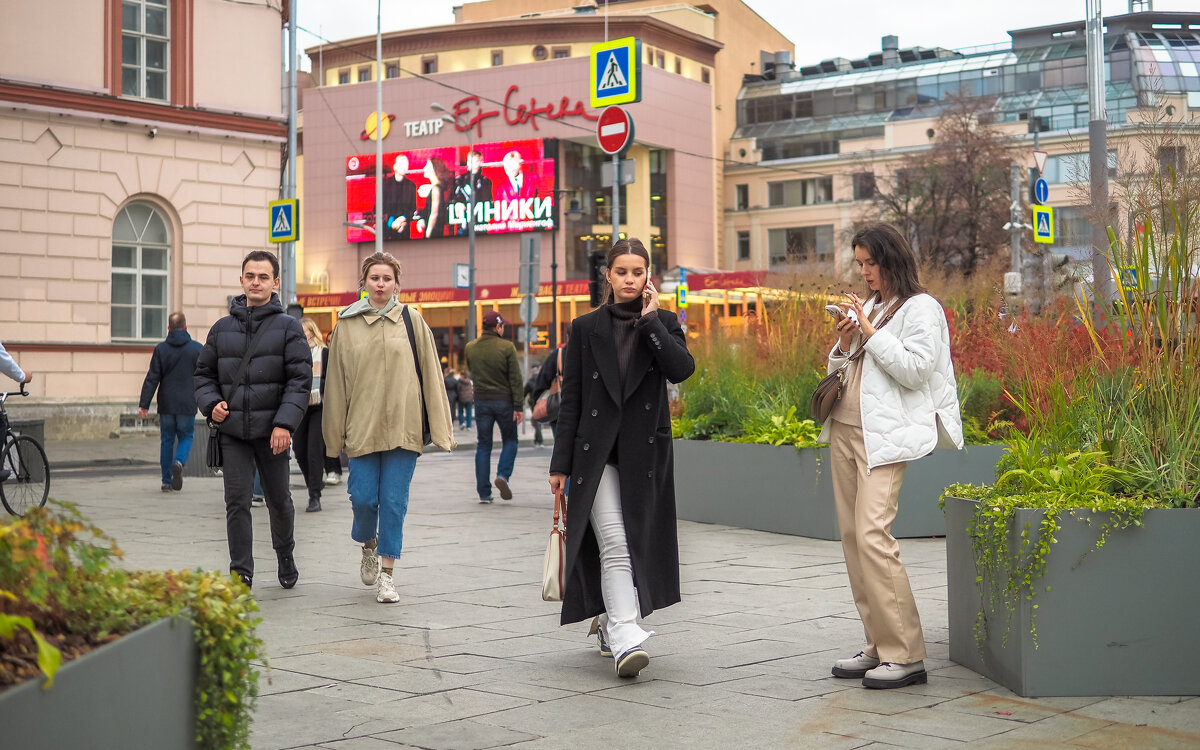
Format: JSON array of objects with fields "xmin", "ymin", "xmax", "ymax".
[
  {"xmin": 943, "ymin": 426, "xmax": 1159, "ymax": 652},
  {"xmin": 0, "ymin": 502, "xmax": 264, "ymax": 750},
  {"xmin": 730, "ymin": 406, "xmax": 823, "ymax": 448}
]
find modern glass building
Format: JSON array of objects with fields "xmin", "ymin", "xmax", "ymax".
[{"xmin": 723, "ymin": 10, "xmax": 1200, "ymax": 276}]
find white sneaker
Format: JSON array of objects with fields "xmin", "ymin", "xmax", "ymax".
[
  {"xmin": 376, "ymin": 571, "xmax": 399, "ymax": 603},
  {"xmin": 832, "ymin": 650, "xmax": 880, "ymax": 678},
  {"xmin": 862, "ymin": 660, "xmax": 927, "ymax": 689},
  {"xmin": 324, "ymin": 471, "xmax": 341, "ymax": 486},
  {"xmin": 360, "ymin": 539, "xmax": 380, "ymax": 586}
]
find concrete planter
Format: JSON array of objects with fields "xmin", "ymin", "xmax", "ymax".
[
  {"xmin": 673, "ymin": 440, "xmax": 1004, "ymax": 540},
  {"xmin": 945, "ymin": 496, "xmax": 1200, "ymax": 697},
  {"xmin": 0, "ymin": 616, "xmax": 199, "ymax": 749}
]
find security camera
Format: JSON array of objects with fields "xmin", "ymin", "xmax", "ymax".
[{"xmin": 148, "ymin": 127, "xmax": 158, "ymax": 138}]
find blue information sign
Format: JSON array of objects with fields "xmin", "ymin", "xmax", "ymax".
[
  {"xmin": 1034, "ymin": 178, "xmax": 1049, "ymax": 205},
  {"xmin": 269, "ymin": 199, "xmax": 298, "ymax": 243}
]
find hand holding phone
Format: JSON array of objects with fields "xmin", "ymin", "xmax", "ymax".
[{"xmin": 825, "ymin": 304, "xmax": 858, "ymax": 323}]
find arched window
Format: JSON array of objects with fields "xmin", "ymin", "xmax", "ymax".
[{"xmin": 111, "ymin": 201, "xmax": 170, "ymax": 340}]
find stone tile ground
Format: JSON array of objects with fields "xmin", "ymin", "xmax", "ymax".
[{"xmin": 46, "ymin": 447, "xmax": 1200, "ymax": 749}]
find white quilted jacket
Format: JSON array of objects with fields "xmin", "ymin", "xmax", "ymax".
[{"xmin": 816, "ymin": 293, "xmax": 964, "ymax": 470}]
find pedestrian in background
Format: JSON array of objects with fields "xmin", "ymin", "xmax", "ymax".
[
  {"xmin": 293, "ymin": 317, "xmax": 330, "ymax": 513},
  {"xmin": 456, "ymin": 370, "xmax": 474, "ymax": 429},
  {"xmin": 322, "ymin": 251, "xmax": 455, "ymax": 604},
  {"xmin": 443, "ymin": 366, "xmax": 460, "ymax": 430},
  {"xmin": 464, "ymin": 312, "xmax": 523, "ymax": 503},
  {"xmin": 138, "ymin": 312, "xmax": 203, "ymax": 493},
  {"xmin": 194, "ymin": 250, "xmax": 311, "ymax": 590},
  {"xmin": 822, "ymin": 222, "xmax": 962, "ymax": 689},
  {"xmin": 548, "ymin": 238, "xmax": 695, "ymax": 679},
  {"xmin": 524, "ymin": 364, "xmax": 544, "ymax": 447},
  {"xmin": 0, "ymin": 339, "xmax": 32, "ymax": 386}
]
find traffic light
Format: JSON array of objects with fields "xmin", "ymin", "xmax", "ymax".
[{"xmin": 587, "ymin": 251, "xmax": 606, "ymax": 307}]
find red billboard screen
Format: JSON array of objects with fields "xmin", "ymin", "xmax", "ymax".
[{"xmin": 345, "ymin": 138, "xmax": 556, "ymax": 242}]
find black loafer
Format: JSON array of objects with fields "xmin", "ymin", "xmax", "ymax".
[{"xmin": 277, "ymin": 553, "xmax": 298, "ymax": 589}]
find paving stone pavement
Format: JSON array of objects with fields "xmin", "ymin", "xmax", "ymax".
[{"xmin": 45, "ymin": 449, "xmax": 1200, "ymax": 749}]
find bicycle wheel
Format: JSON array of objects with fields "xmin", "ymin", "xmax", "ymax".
[{"xmin": 0, "ymin": 435, "xmax": 50, "ymax": 517}]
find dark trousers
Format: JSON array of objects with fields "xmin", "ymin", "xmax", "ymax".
[
  {"xmin": 220, "ymin": 432, "xmax": 295, "ymax": 580},
  {"xmin": 474, "ymin": 400, "xmax": 518, "ymax": 499},
  {"xmin": 293, "ymin": 406, "xmax": 326, "ymax": 498}
]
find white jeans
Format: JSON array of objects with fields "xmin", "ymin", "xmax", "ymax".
[{"xmin": 591, "ymin": 464, "xmax": 652, "ymax": 657}]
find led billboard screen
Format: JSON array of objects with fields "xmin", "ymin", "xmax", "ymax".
[{"xmin": 345, "ymin": 138, "xmax": 557, "ymax": 242}]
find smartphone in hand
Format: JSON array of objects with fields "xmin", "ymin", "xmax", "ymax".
[{"xmin": 825, "ymin": 304, "xmax": 858, "ymax": 323}]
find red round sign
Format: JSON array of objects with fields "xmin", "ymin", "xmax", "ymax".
[{"xmin": 597, "ymin": 106, "xmax": 634, "ymax": 155}]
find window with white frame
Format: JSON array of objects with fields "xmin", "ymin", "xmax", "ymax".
[
  {"xmin": 112, "ymin": 202, "xmax": 170, "ymax": 340},
  {"xmin": 121, "ymin": 0, "xmax": 169, "ymax": 101}
]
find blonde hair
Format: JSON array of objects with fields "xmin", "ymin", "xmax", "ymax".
[
  {"xmin": 358, "ymin": 251, "xmax": 402, "ymax": 291},
  {"xmin": 299, "ymin": 317, "xmax": 322, "ymax": 346}
]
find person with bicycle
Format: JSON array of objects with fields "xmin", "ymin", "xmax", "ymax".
[
  {"xmin": 0, "ymin": 339, "xmax": 32, "ymax": 387},
  {"xmin": 194, "ymin": 251, "xmax": 311, "ymax": 590}
]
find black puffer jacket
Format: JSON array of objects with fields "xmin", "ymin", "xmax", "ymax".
[{"xmin": 194, "ymin": 294, "xmax": 311, "ymax": 440}]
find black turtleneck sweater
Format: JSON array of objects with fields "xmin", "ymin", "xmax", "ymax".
[
  {"xmin": 608, "ymin": 298, "xmax": 644, "ymax": 383},
  {"xmin": 606, "ymin": 298, "xmax": 648, "ymax": 466}
]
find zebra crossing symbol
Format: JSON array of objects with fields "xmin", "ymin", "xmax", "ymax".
[
  {"xmin": 590, "ymin": 37, "xmax": 641, "ymax": 108},
  {"xmin": 600, "ymin": 53, "xmax": 627, "ymax": 91},
  {"xmin": 268, "ymin": 199, "xmax": 299, "ymax": 243}
]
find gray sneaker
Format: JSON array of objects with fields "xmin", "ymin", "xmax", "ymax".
[
  {"xmin": 360, "ymin": 539, "xmax": 380, "ymax": 586},
  {"xmin": 494, "ymin": 476, "xmax": 512, "ymax": 500},
  {"xmin": 832, "ymin": 651, "xmax": 880, "ymax": 679},
  {"xmin": 862, "ymin": 660, "xmax": 927, "ymax": 689}
]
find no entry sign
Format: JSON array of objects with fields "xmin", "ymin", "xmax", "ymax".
[{"xmin": 597, "ymin": 106, "xmax": 634, "ymax": 156}]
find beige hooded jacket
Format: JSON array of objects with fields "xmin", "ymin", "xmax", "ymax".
[{"xmin": 322, "ymin": 300, "xmax": 455, "ymax": 458}]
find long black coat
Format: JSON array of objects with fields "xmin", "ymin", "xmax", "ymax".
[
  {"xmin": 549, "ymin": 306, "xmax": 694, "ymax": 625},
  {"xmin": 194, "ymin": 294, "xmax": 311, "ymax": 441}
]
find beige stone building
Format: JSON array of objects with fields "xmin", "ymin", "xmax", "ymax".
[{"xmin": 0, "ymin": 0, "xmax": 287, "ymax": 437}]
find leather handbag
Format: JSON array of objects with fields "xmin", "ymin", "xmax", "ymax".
[
  {"xmin": 541, "ymin": 490, "xmax": 567, "ymax": 602},
  {"xmin": 206, "ymin": 418, "xmax": 222, "ymax": 469},
  {"xmin": 532, "ymin": 348, "xmax": 564, "ymax": 424},
  {"xmin": 810, "ymin": 299, "xmax": 906, "ymax": 424}
]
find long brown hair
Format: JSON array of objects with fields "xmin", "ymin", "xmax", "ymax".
[
  {"xmin": 601, "ymin": 238, "xmax": 651, "ymax": 305},
  {"xmin": 849, "ymin": 223, "xmax": 927, "ymax": 302}
]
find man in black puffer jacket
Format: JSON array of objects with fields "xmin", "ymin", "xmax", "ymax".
[{"xmin": 195, "ymin": 250, "xmax": 312, "ymax": 590}]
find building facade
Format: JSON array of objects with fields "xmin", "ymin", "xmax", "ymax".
[
  {"xmin": 723, "ymin": 11, "xmax": 1200, "ymax": 281},
  {"xmin": 299, "ymin": 10, "xmax": 726, "ymax": 365},
  {"xmin": 1, "ymin": 0, "xmax": 286, "ymax": 437}
]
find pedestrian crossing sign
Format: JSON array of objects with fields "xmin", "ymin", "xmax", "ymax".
[
  {"xmin": 269, "ymin": 199, "xmax": 299, "ymax": 243},
  {"xmin": 1033, "ymin": 205, "xmax": 1054, "ymax": 244},
  {"xmin": 590, "ymin": 37, "xmax": 641, "ymax": 109}
]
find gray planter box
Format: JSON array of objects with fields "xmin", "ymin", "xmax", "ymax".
[
  {"xmin": 0, "ymin": 615, "xmax": 198, "ymax": 749},
  {"xmin": 945, "ymin": 496, "xmax": 1200, "ymax": 697},
  {"xmin": 673, "ymin": 440, "xmax": 1003, "ymax": 540}
]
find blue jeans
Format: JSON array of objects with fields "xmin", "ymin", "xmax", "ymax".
[
  {"xmin": 348, "ymin": 447, "xmax": 418, "ymax": 559},
  {"xmin": 475, "ymin": 400, "xmax": 517, "ymax": 499},
  {"xmin": 159, "ymin": 414, "xmax": 195, "ymax": 486},
  {"xmin": 459, "ymin": 401, "xmax": 474, "ymax": 428}
]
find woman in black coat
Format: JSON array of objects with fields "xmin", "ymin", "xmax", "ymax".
[{"xmin": 548, "ymin": 238, "xmax": 694, "ymax": 679}]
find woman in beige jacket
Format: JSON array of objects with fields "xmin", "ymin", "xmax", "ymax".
[{"xmin": 322, "ymin": 251, "xmax": 455, "ymax": 603}]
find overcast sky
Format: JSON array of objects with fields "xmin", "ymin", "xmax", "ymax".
[{"xmin": 296, "ymin": 0, "xmax": 1196, "ymax": 70}]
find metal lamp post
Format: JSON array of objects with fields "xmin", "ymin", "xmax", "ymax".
[{"xmin": 432, "ymin": 103, "xmax": 476, "ymax": 342}]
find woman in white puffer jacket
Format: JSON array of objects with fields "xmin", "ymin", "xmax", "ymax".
[{"xmin": 820, "ymin": 222, "xmax": 963, "ymax": 690}]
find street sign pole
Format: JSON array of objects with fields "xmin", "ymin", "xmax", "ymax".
[{"xmin": 612, "ymin": 154, "xmax": 619, "ymax": 248}]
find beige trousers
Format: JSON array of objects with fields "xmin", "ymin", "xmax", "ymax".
[{"xmin": 829, "ymin": 420, "xmax": 927, "ymax": 664}]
